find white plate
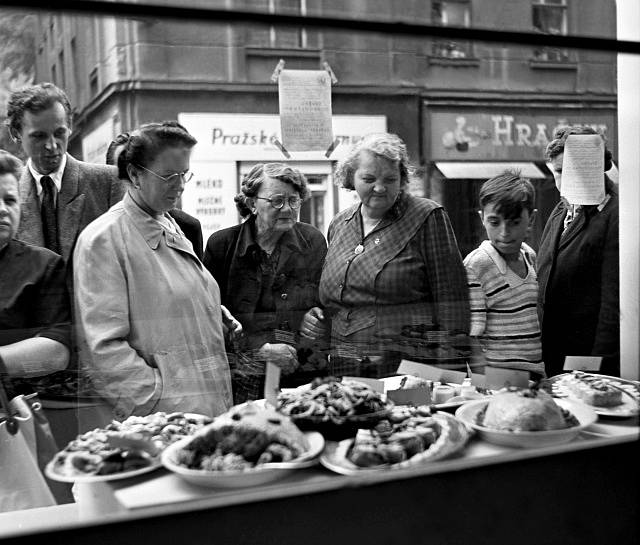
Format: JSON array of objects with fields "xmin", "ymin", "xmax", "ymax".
[
  {"xmin": 45, "ymin": 456, "xmax": 162, "ymax": 483},
  {"xmin": 455, "ymin": 398, "xmax": 598, "ymax": 448},
  {"xmin": 319, "ymin": 412, "xmax": 470, "ymax": 476},
  {"xmin": 550, "ymin": 374, "xmax": 640, "ymax": 418},
  {"xmin": 44, "ymin": 412, "xmax": 213, "ymax": 483},
  {"xmin": 161, "ymin": 431, "xmax": 325, "ymax": 488}
]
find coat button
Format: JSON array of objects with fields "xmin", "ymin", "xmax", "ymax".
[
  {"xmin": 281, "ymin": 293, "xmax": 288, "ymax": 300},
  {"xmin": 338, "ymin": 283, "xmax": 344, "ymax": 289}
]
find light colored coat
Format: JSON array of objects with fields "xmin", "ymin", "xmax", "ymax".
[
  {"xmin": 73, "ymin": 192, "xmax": 233, "ymax": 419},
  {"xmin": 16, "ymin": 154, "xmax": 124, "ymax": 264}
]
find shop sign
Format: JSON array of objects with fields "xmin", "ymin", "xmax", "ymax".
[
  {"xmin": 178, "ymin": 113, "xmax": 387, "ymax": 242},
  {"xmin": 429, "ymin": 111, "xmax": 615, "ymax": 161},
  {"xmin": 180, "ymin": 162, "xmax": 238, "ymax": 243},
  {"xmin": 179, "ymin": 114, "xmax": 386, "ymax": 161}
]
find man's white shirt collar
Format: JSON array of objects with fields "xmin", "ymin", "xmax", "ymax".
[{"xmin": 28, "ymin": 154, "xmax": 67, "ymax": 199}]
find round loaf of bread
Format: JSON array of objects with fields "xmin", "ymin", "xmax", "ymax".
[{"xmin": 482, "ymin": 389, "xmax": 568, "ymax": 431}]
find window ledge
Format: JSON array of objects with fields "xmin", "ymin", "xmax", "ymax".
[
  {"xmin": 427, "ymin": 56, "xmax": 480, "ymax": 67},
  {"xmin": 529, "ymin": 59, "xmax": 578, "ymax": 70},
  {"xmin": 245, "ymin": 47, "xmax": 321, "ymax": 59}
]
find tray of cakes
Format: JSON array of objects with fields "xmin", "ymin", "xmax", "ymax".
[
  {"xmin": 46, "ymin": 412, "xmax": 212, "ymax": 482},
  {"xmin": 319, "ymin": 405, "xmax": 470, "ymax": 475},
  {"xmin": 549, "ymin": 371, "xmax": 639, "ymax": 418},
  {"xmin": 277, "ymin": 377, "xmax": 395, "ymax": 440},
  {"xmin": 161, "ymin": 402, "xmax": 324, "ymax": 488},
  {"xmin": 455, "ymin": 387, "xmax": 598, "ymax": 448}
]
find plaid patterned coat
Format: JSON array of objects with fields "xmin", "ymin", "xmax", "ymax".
[{"xmin": 319, "ymin": 192, "xmax": 470, "ymax": 375}]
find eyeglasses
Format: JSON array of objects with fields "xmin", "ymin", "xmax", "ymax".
[
  {"xmin": 255, "ymin": 194, "xmax": 302, "ymax": 209},
  {"xmin": 134, "ymin": 164, "xmax": 194, "ymax": 184}
]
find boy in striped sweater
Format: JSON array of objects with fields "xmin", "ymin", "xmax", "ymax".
[{"xmin": 464, "ymin": 171, "xmax": 544, "ymax": 377}]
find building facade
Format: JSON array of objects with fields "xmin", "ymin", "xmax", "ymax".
[{"xmin": 34, "ymin": 0, "xmax": 617, "ymax": 248}]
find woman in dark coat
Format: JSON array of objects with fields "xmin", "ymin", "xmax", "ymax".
[
  {"xmin": 537, "ymin": 126, "xmax": 619, "ymax": 377},
  {"xmin": 0, "ymin": 150, "xmax": 70, "ymax": 386},
  {"xmin": 203, "ymin": 163, "xmax": 327, "ymax": 402}
]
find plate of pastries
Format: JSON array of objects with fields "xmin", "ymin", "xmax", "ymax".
[
  {"xmin": 549, "ymin": 371, "xmax": 639, "ymax": 417},
  {"xmin": 161, "ymin": 402, "xmax": 324, "ymax": 488},
  {"xmin": 277, "ymin": 376, "xmax": 394, "ymax": 440},
  {"xmin": 46, "ymin": 412, "xmax": 212, "ymax": 482},
  {"xmin": 319, "ymin": 405, "xmax": 470, "ymax": 475}
]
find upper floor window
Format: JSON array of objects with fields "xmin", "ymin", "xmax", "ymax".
[
  {"xmin": 431, "ymin": 0, "xmax": 472, "ymax": 59},
  {"xmin": 532, "ymin": 0, "xmax": 569, "ymax": 62},
  {"xmin": 246, "ymin": 0, "xmax": 318, "ymax": 50}
]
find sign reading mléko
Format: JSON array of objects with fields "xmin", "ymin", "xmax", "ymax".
[{"xmin": 178, "ymin": 114, "xmax": 387, "ymax": 243}]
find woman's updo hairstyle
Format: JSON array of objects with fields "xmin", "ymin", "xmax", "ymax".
[
  {"xmin": 545, "ymin": 125, "xmax": 614, "ymax": 173},
  {"xmin": 235, "ymin": 162, "xmax": 309, "ymax": 215},
  {"xmin": 118, "ymin": 120, "xmax": 197, "ymax": 181},
  {"xmin": 335, "ymin": 132, "xmax": 413, "ymax": 190},
  {"xmin": 0, "ymin": 149, "xmax": 24, "ymax": 180}
]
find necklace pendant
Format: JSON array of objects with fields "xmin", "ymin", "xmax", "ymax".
[{"xmin": 354, "ymin": 244, "xmax": 364, "ymax": 255}]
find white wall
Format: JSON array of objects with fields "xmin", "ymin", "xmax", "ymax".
[{"xmin": 617, "ymin": 0, "xmax": 640, "ymax": 380}]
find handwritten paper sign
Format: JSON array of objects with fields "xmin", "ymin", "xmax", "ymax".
[
  {"xmin": 484, "ymin": 366, "xmax": 530, "ymax": 390},
  {"xmin": 264, "ymin": 362, "xmax": 281, "ymax": 408},
  {"xmin": 560, "ymin": 134, "xmax": 606, "ymax": 205},
  {"xmin": 278, "ymin": 69, "xmax": 333, "ymax": 152},
  {"xmin": 563, "ymin": 356, "xmax": 602, "ymax": 372}
]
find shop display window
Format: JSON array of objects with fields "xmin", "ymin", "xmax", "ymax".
[{"xmin": 0, "ymin": 2, "xmax": 638, "ymax": 542}]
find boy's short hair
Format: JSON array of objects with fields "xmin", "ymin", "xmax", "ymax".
[{"xmin": 479, "ymin": 170, "xmax": 536, "ymax": 220}]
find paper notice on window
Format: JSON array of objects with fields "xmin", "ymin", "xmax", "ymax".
[
  {"xmin": 278, "ymin": 69, "xmax": 333, "ymax": 152},
  {"xmin": 560, "ymin": 134, "xmax": 606, "ymax": 205}
]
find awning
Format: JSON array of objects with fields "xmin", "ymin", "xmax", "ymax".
[{"xmin": 434, "ymin": 162, "xmax": 548, "ymax": 179}]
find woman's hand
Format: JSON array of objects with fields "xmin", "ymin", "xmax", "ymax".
[
  {"xmin": 221, "ymin": 305, "xmax": 243, "ymax": 341},
  {"xmin": 258, "ymin": 343, "xmax": 299, "ymax": 375},
  {"xmin": 299, "ymin": 307, "xmax": 327, "ymax": 341}
]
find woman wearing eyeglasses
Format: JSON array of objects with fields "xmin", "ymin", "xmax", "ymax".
[
  {"xmin": 73, "ymin": 121, "xmax": 233, "ymax": 419},
  {"xmin": 203, "ymin": 163, "xmax": 327, "ymax": 402}
]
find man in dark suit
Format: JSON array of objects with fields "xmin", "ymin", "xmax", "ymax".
[
  {"xmin": 106, "ymin": 131, "xmax": 204, "ymax": 259},
  {"xmin": 537, "ymin": 126, "xmax": 619, "ymax": 377},
  {"xmin": 7, "ymin": 82, "xmax": 124, "ymax": 264}
]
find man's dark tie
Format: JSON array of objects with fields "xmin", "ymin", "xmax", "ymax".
[{"xmin": 40, "ymin": 175, "xmax": 59, "ymax": 253}]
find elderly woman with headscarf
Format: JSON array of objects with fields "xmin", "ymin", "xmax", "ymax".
[
  {"xmin": 301, "ymin": 133, "xmax": 470, "ymax": 378},
  {"xmin": 537, "ymin": 126, "xmax": 619, "ymax": 377},
  {"xmin": 73, "ymin": 121, "xmax": 233, "ymax": 419},
  {"xmin": 203, "ymin": 163, "xmax": 327, "ymax": 402}
]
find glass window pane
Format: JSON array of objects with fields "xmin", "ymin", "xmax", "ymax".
[{"xmin": 533, "ymin": 5, "xmax": 566, "ymax": 34}]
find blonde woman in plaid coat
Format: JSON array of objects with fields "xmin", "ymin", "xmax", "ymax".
[{"xmin": 300, "ymin": 133, "xmax": 470, "ymax": 378}]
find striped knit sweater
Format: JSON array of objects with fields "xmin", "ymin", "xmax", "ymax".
[{"xmin": 463, "ymin": 240, "xmax": 544, "ymax": 375}]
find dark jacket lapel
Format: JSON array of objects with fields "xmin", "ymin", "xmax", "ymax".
[{"xmin": 58, "ymin": 155, "xmax": 85, "ymax": 262}]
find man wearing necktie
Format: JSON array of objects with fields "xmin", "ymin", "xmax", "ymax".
[
  {"xmin": 5, "ymin": 83, "xmax": 125, "ymax": 435},
  {"xmin": 537, "ymin": 126, "xmax": 619, "ymax": 377},
  {"xmin": 7, "ymin": 82, "xmax": 124, "ymax": 265}
]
